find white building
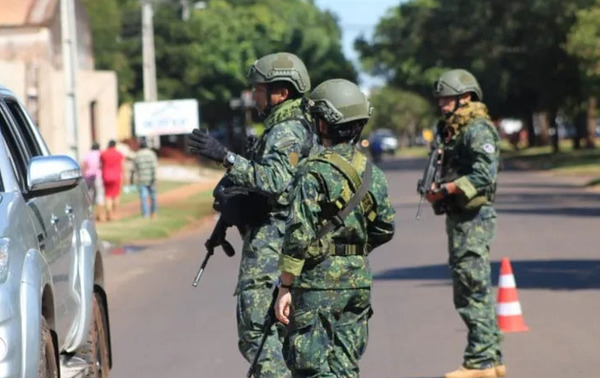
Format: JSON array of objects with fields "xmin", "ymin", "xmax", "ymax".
[{"xmin": 0, "ymin": 0, "xmax": 118, "ymax": 159}]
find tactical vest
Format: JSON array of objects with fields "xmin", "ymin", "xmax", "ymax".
[
  {"xmin": 440, "ymin": 119, "xmax": 499, "ymax": 212},
  {"xmin": 216, "ymin": 103, "xmax": 314, "ymax": 230},
  {"xmin": 304, "ymin": 150, "xmax": 376, "ymax": 260}
]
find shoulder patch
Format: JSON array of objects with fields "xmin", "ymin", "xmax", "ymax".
[
  {"xmin": 289, "ymin": 151, "xmax": 299, "ymax": 166},
  {"xmin": 482, "ymin": 143, "xmax": 496, "ymax": 154}
]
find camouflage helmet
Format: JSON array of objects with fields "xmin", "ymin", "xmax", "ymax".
[
  {"xmin": 248, "ymin": 52, "xmax": 311, "ymax": 94},
  {"xmin": 307, "ymin": 79, "xmax": 372, "ymax": 126},
  {"xmin": 433, "ymin": 69, "xmax": 483, "ymax": 101}
]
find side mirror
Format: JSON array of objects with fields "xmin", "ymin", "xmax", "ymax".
[{"xmin": 27, "ymin": 155, "xmax": 82, "ymax": 194}]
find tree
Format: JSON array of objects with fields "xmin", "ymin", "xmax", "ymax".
[
  {"xmin": 356, "ymin": 0, "xmax": 595, "ymax": 151},
  {"xmin": 84, "ymin": 0, "xmax": 357, "ymax": 129},
  {"xmin": 367, "ymin": 86, "xmax": 434, "ymax": 146},
  {"xmin": 566, "ymin": 0, "xmax": 600, "ymax": 148}
]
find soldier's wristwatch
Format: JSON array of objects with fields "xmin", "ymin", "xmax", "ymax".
[{"xmin": 223, "ymin": 152, "xmax": 237, "ymax": 168}]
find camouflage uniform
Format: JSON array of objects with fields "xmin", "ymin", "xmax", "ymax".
[
  {"xmin": 226, "ymin": 98, "xmax": 311, "ymax": 377},
  {"xmin": 280, "ymin": 143, "xmax": 395, "ymax": 377},
  {"xmin": 438, "ymin": 101, "xmax": 503, "ymax": 370}
]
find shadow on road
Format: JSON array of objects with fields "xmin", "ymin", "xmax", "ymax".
[
  {"xmin": 495, "ymin": 190, "xmax": 600, "ymax": 217},
  {"xmin": 374, "ymin": 259, "xmax": 600, "ymax": 290},
  {"xmin": 497, "ymin": 206, "xmax": 600, "ymax": 217}
]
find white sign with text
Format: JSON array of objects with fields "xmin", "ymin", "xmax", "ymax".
[{"xmin": 134, "ymin": 99, "xmax": 199, "ymax": 136}]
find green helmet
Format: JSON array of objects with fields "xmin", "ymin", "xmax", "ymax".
[
  {"xmin": 307, "ymin": 79, "xmax": 372, "ymax": 126},
  {"xmin": 433, "ymin": 69, "xmax": 483, "ymax": 101},
  {"xmin": 248, "ymin": 52, "xmax": 311, "ymax": 94}
]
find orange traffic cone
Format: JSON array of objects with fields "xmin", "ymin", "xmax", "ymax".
[{"xmin": 496, "ymin": 257, "xmax": 529, "ymax": 333}]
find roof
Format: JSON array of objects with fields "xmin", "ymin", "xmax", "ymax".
[{"xmin": 0, "ymin": 0, "xmax": 58, "ymax": 27}]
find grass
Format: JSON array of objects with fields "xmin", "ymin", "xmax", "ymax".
[
  {"xmin": 118, "ymin": 180, "xmax": 190, "ymax": 205},
  {"xmin": 502, "ymin": 140, "xmax": 600, "ymax": 176},
  {"xmin": 394, "ymin": 146, "xmax": 430, "ymax": 158},
  {"xmin": 97, "ymin": 189, "xmax": 214, "ymax": 245}
]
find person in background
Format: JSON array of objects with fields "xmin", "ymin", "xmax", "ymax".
[
  {"xmin": 100, "ymin": 140, "xmax": 124, "ymax": 221},
  {"xmin": 132, "ymin": 139, "xmax": 158, "ymax": 219},
  {"xmin": 81, "ymin": 142, "xmax": 105, "ymax": 221}
]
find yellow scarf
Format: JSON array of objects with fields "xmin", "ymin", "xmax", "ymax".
[{"xmin": 446, "ymin": 101, "xmax": 491, "ymax": 134}]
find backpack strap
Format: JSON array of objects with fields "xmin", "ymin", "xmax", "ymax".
[{"xmin": 312, "ymin": 151, "xmax": 374, "ymax": 240}]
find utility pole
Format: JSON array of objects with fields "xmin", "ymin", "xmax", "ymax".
[
  {"xmin": 60, "ymin": 0, "xmax": 79, "ymax": 160},
  {"xmin": 141, "ymin": 0, "xmax": 160, "ymax": 148},
  {"xmin": 180, "ymin": 0, "xmax": 190, "ymax": 21}
]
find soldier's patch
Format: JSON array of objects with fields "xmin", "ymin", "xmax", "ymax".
[
  {"xmin": 289, "ymin": 151, "xmax": 299, "ymax": 166},
  {"xmin": 482, "ymin": 143, "xmax": 495, "ymax": 154}
]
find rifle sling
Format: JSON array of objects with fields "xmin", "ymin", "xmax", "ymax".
[{"xmin": 315, "ymin": 157, "xmax": 373, "ymax": 240}]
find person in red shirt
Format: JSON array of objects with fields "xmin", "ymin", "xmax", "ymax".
[{"xmin": 100, "ymin": 140, "xmax": 124, "ymax": 221}]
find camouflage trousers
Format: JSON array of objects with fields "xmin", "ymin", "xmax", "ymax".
[
  {"xmin": 446, "ymin": 207, "xmax": 503, "ymax": 369},
  {"xmin": 286, "ymin": 288, "xmax": 372, "ymax": 378},
  {"xmin": 237, "ymin": 286, "xmax": 289, "ymax": 378},
  {"xmin": 236, "ymin": 221, "xmax": 290, "ymax": 378}
]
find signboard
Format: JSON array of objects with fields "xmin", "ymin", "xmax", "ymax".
[{"xmin": 133, "ymin": 99, "xmax": 199, "ymax": 136}]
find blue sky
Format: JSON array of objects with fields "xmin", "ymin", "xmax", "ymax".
[{"xmin": 314, "ymin": 0, "xmax": 400, "ymax": 88}]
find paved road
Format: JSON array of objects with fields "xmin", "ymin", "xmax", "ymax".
[{"xmin": 104, "ymin": 157, "xmax": 600, "ymax": 378}]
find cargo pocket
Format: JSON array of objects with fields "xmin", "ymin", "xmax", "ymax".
[{"xmin": 288, "ymin": 309, "xmax": 330, "ymax": 374}]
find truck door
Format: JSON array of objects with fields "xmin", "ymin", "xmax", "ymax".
[{"xmin": 0, "ymin": 99, "xmax": 77, "ymax": 345}]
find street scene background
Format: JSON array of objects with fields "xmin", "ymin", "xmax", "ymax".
[
  {"xmin": 1, "ymin": 1, "xmax": 600, "ymax": 377},
  {"xmin": 103, "ymin": 157, "xmax": 600, "ymax": 377}
]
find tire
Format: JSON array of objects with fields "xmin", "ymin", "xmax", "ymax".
[
  {"xmin": 84, "ymin": 293, "xmax": 110, "ymax": 378},
  {"xmin": 39, "ymin": 316, "xmax": 58, "ymax": 378}
]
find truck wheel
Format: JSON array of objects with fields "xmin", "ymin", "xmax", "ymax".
[
  {"xmin": 85, "ymin": 293, "xmax": 110, "ymax": 378},
  {"xmin": 39, "ymin": 316, "xmax": 58, "ymax": 378}
]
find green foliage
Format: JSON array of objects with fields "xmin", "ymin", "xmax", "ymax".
[
  {"xmin": 366, "ymin": 86, "xmax": 435, "ymax": 140},
  {"xmin": 566, "ymin": 0, "xmax": 600, "ymax": 90},
  {"xmin": 356, "ymin": 0, "xmax": 595, "ymax": 121},
  {"xmin": 83, "ymin": 0, "xmax": 357, "ymax": 128},
  {"xmin": 97, "ymin": 188, "xmax": 213, "ymax": 244}
]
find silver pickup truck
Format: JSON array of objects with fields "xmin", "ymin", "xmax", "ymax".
[{"xmin": 0, "ymin": 85, "xmax": 112, "ymax": 377}]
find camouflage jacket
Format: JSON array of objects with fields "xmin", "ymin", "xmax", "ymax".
[
  {"xmin": 279, "ymin": 143, "xmax": 396, "ymax": 289},
  {"xmin": 227, "ymin": 98, "xmax": 312, "ymax": 220},
  {"xmin": 440, "ymin": 101, "xmax": 500, "ymax": 211}
]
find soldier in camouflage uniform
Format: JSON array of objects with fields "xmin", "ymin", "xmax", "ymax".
[
  {"xmin": 274, "ymin": 79, "xmax": 395, "ymax": 377},
  {"xmin": 189, "ymin": 52, "xmax": 313, "ymax": 377},
  {"xmin": 425, "ymin": 69, "xmax": 504, "ymax": 378}
]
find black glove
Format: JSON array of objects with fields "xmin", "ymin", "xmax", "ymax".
[{"xmin": 189, "ymin": 128, "xmax": 228, "ymax": 163}]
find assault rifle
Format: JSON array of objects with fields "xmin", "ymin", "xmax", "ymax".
[
  {"xmin": 192, "ymin": 216, "xmax": 235, "ymax": 287},
  {"xmin": 416, "ymin": 132, "xmax": 443, "ymax": 221}
]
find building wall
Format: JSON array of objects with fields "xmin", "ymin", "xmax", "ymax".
[
  {"xmin": 0, "ymin": 61, "xmax": 26, "ymax": 99},
  {"xmin": 0, "ymin": 0, "xmax": 117, "ymax": 160},
  {"xmin": 0, "ymin": 60, "xmax": 117, "ymax": 158}
]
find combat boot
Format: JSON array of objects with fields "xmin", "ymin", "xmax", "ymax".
[
  {"xmin": 444, "ymin": 365, "xmax": 497, "ymax": 378},
  {"xmin": 495, "ymin": 364, "xmax": 506, "ymax": 377}
]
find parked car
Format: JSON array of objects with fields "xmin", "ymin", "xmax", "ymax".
[
  {"xmin": 0, "ymin": 85, "xmax": 111, "ymax": 377},
  {"xmin": 368, "ymin": 128, "xmax": 399, "ymax": 154}
]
